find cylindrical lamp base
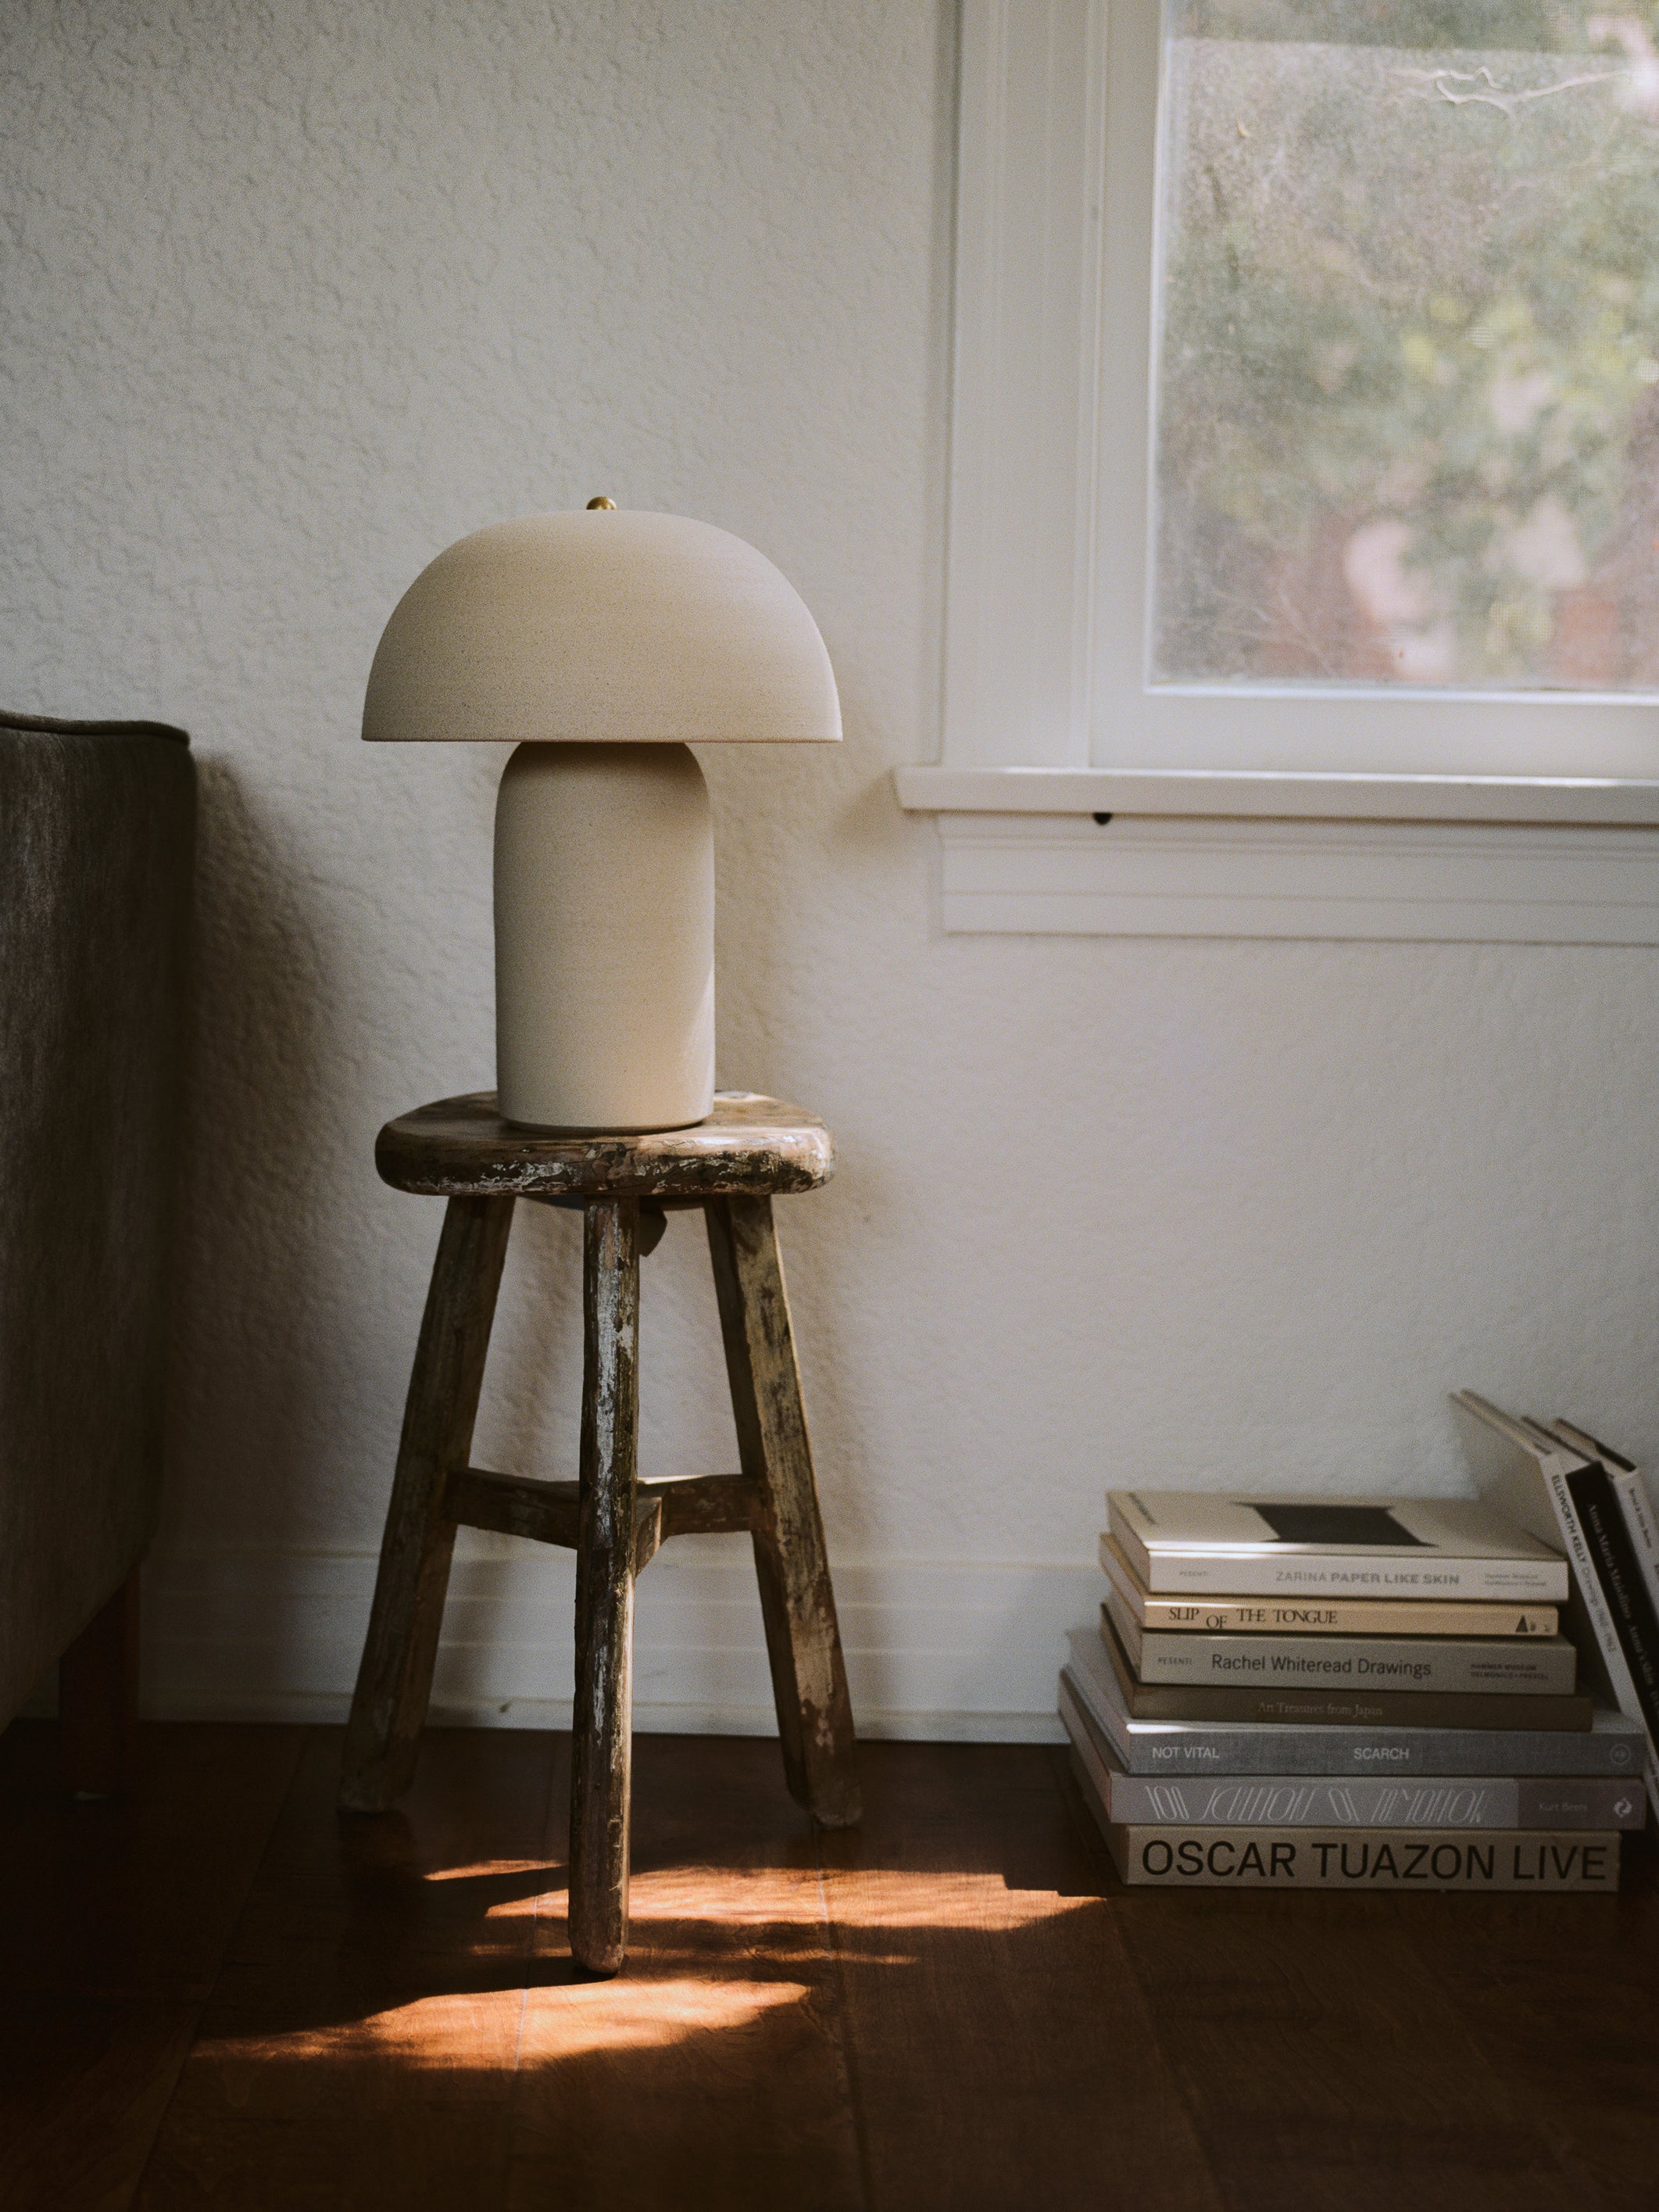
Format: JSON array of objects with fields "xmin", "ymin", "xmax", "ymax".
[{"xmin": 494, "ymin": 741, "xmax": 715, "ymax": 1132}]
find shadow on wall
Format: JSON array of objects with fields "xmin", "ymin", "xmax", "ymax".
[
  {"xmin": 148, "ymin": 753, "xmax": 870, "ymax": 1720},
  {"xmin": 160, "ymin": 754, "xmax": 347, "ymax": 1570}
]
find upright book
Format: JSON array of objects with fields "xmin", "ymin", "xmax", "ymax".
[
  {"xmin": 1561, "ymin": 1424, "xmax": 1659, "ymax": 1652},
  {"xmin": 1546, "ymin": 1418, "xmax": 1659, "ymax": 1745},
  {"xmin": 1454, "ymin": 1391, "xmax": 1659, "ymax": 1818},
  {"xmin": 1107, "ymin": 1491, "xmax": 1568, "ymax": 1602}
]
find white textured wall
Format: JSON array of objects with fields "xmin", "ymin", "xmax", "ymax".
[{"xmin": 5, "ymin": 0, "xmax": 1659, "ymax": 1737}]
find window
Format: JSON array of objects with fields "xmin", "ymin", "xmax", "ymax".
[
  {"xmin": 1153, "ymin": 5, "xmax": 1659, "ymax": 700},
  {"xmin": 898, "ymin": 0, "xmax": 1659, "ymax": 940}
]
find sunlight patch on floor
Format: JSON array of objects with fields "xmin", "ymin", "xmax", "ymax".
[
  {"xmin": 417, "ymin": 1857, "xmax": 1096, "ymax": 1938},
  {"xmin": 194, "ymin": 1974, "xmax": 813, "ymax": 2080},
  {"xmin": 422, "ymin": 1860, "xmax": 557, "ymax": 1884},
  {"xmin": 521, "ymin": 1974, "xmax": 811, "ymax": 2053},
  {"xmin": 815, "ymin": 1867, "xmax": 1099, "ymax": 1932}
]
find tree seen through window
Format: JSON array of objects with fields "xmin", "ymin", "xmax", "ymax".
[{"xmin": 1153, "ymin": 2, "xmax": 1659, "ymax": 691}]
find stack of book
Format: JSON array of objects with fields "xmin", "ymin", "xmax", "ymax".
[{"xmin": 1061, "ymin": 1474, "xmax": 1650, "ymax": 1892}]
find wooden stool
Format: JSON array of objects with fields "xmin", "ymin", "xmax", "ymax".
[{"xmin": 338, "ymin": 1090, "xmax": 861, "ymax": 1975}]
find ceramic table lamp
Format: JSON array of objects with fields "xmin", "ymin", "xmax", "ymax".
[{"xmin": 363, "ymin": 501, "xmax": 840, "ymax": 1131}]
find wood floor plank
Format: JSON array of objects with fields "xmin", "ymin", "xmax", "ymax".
[
  {"xmin": 0, "ymin": 1720, "xmax": 306, "ymax": 1999},
  {"xmin": 817, "ymin": 1739, "xmax": 1224, "ymax": 2212},
  {"xmin": 0, "ymin": 1994, "xmax": 203, "ymax": 2212},
  {"xmin": 0, "ymin": 1720, "xmax": 305, "ymax": 2212},
  {"xmin": 507, "ymin": 1732, "xmax": 865, "ymax": 2212},
  {"xmin": 9, "ymin": 1722, "xmax": 1659, "ymax": 2212},
  {"xmin": 1074, "ymin": 1748, "xmax": 1594, "ymax": 2212},
  {"xmin": 1392, "ymin": 1834, "xmax": 1659, "ymax": 2212},
  {"xmin": 131, "ymin": 1725, "xmax": 559, "ymax": 2212}
]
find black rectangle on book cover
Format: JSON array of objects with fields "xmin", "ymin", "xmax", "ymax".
[{"xmin": 1253, "ymin": 1504, "xmax": 1427, "ymax": 1548}]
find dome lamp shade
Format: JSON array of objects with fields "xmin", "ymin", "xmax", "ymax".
[
  {"xmin": 363, "ymin": 505, "xmax": 841, "ymax": 1134},
  {"xmin": 363, "ymin": 507, "xmax": 842, "ymax": 747}
]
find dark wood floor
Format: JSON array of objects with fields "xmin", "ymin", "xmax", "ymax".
[{"xmin": 2, "ymin": 1720, "xmax": 1657, "ymax": 2211}]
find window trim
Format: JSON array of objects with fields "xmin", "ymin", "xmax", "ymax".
[{"xmin": 915, "ymin": 0, "xmax": 1659, "ymax": 825}]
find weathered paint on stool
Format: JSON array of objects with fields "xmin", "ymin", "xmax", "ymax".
[{"xmin": 339, "ymin": 1091, "xmax": 861, "ymax": 1977}]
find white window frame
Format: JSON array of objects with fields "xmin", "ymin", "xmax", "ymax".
[{"xmin": 896, "ymin": 0, "xmax": 1659, "ymax": 941}]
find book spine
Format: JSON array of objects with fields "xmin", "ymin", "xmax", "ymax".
[
  {"xmin": 1613, "ymin": 1468, "xmax": 1659, "ymax": 1769},
  {"xmin": 1107, "ymin": 1504, "xmax": 1157, "ymax": 1593},
  {"xmin": 1061, "ymin": 1650, "xmax": 1646, "ymax": 1777},
  {"xmin": 1102, "ymin": 1772, "xmax": 1643, "ymax": 1832},
  {"xmin": 1613, "ymin": 1467, "xmax": 1659, "ymax": 1601},
  {"xmin": 1532, "ymin": 1459, "xmax": 1659, "ymax": 1820},
  {"xmin": 1103, "ymin": 1824, "xmax": 1621, "ymax": 1891},
  {"xmin": 1573, "ymin": 1465, "xmax": 1659, "ymax": 1739},
  {"xmin": 1059, "ymin": 1678, "xmax": 1646, "ymax": 1828},
  {"xmin": 1130, "ymin": 1552, "xmax": 1567, "ymax": 1602},
  {"xmin": 1128, "ymin": 1626, "xmax": 1576, "ymax": 1695},
  {"xmin": 1060, "ymin": 1677, "xmax": 1538, "ymax": 1826},
  {"xmin": 1114, "ymin": 1679, "xmax": 1589, "ymax": 1729},
  {"xmin": 1099, "ymin": 1536, "xmax": 1557, "ymax": 1635},
  {"xmin": 1099, "ymin": 1623, "xmax": 1589, "ymax": 1729},
  {"xmin": 1105, "ymin": 1728, "xmax": 1639, "ymax": 1777}
]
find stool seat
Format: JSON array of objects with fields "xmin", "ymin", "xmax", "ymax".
[
  {"xmin": 376, "ymin": 1089, "xmax": 833, "ymax": 1200},
  {"xmin": 341, "ymin": 1087, "xmax": 860, "ymax": 1980}
]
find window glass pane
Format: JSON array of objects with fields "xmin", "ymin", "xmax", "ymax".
[{"xmin": 1151, "ymin": 2, "xmax": 1659, "ymax": 692}]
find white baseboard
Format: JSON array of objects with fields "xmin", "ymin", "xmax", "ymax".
[{"xmin": 138, "ymin": 1544, "xmax": 1092, "ymax": 1744}]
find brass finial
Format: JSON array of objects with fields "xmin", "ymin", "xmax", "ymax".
[{"xmin": 586, "ymin": 496, "xmax": 617, "ymax": 510}]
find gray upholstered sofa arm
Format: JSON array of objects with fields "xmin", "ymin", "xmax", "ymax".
[{"xmin": 0, "ymin": 712, "xmax": 195, "ymax": 1738}]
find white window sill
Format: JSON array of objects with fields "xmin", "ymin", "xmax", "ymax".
[
  {"xmin": 894, "ymin": 765, "xmax": 1659, "ymax": 826},
  {"xmin": 892, "ymin": 768, "xmax": 1659, "ymax": 943}
]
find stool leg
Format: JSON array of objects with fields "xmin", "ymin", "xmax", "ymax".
[
  {"xmin": 706, "ymin": 1195, "xmax": 860, "ymax": 1829},
  {"xmin": 569, "ymin": 1197, "xmax": 642, "ymax": 1976},
  {"xmin": 338, "ymin": 1195, "xmax": 514, "ymax": 1813}
]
